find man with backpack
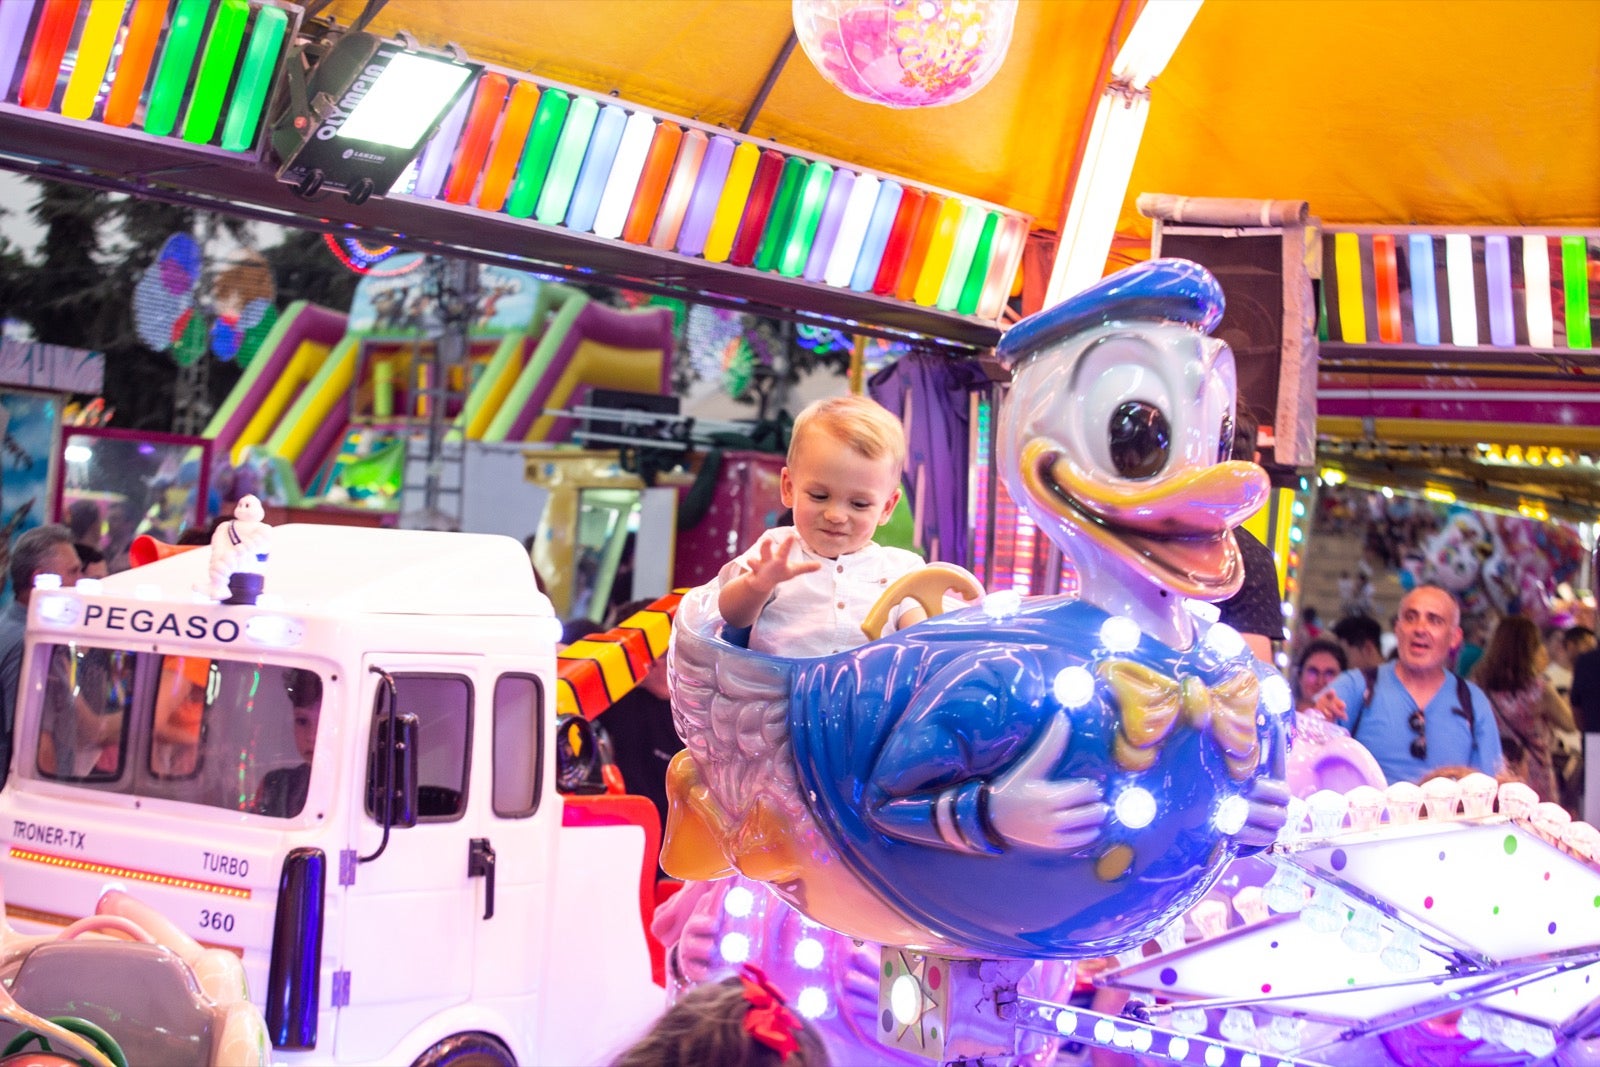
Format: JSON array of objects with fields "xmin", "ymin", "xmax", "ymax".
[{"xmin": 1313, "ymin": 584, "xmax": 1502, "ymax": 785}]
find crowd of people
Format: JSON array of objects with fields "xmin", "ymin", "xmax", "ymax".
[{"xmin": 1294, "ymin": 595, "xmax": 1597, "ymax": 817}]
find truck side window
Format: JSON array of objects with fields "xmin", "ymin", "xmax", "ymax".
[
  {"xmin": 384, "ymin": 674, "xmax": 471, "ymax": 821},
  {"xmin": 35, "ymin": 644, "xmax": 132, "ymax": 782},
  {"xmin": 492, "ymin": 674, "xmax": 542, "ymax": 817},
  {"xmin": 149, "ymin": 655, "xmax": 211, "ymax": 779}
]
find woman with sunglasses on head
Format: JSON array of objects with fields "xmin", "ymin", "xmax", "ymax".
[
  {"xmin": 1292, "ymin": 639, "xmax": 1348, "ymax": 713},
  {"xmin": 1470, "ymin": 615, "xmax": 1577, "ymax": 806}
]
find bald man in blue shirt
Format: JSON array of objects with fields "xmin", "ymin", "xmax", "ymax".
[{"xmin": 1314, "ymin": 584, "xmax": 1501, "ymax": 784}]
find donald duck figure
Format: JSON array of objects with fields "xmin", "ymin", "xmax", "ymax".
[{"xmin": 664, "ymin": 259, "xmax": 1294, "ymax": 960}]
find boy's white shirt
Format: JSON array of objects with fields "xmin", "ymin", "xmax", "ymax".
[{"xmin": 719, "ymin": 527, "xmax": 924, "ymax": 658}]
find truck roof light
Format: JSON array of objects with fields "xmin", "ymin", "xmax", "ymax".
[
  {"xmin": 32, "ymin": 574, "xmax": 61, "ymax": 591},
  {"xmin": 34, "ymin": 593, "xmax": 82, "ymax": 626},
  {"xmin": 245, "ymin": 614, "xmax": 305, "ymax": 647},
  {"xmin": 73, "ymin": 578, "xmax": 104, "ymax": 595}
]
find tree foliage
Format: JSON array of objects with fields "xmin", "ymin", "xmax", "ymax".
[{"xmin": 0, "ymin": 178, "xmax": 358, "ymax": 432}]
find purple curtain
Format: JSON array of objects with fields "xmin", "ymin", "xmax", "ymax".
[{"xmin": 869, "ymin": 353, "xmax": 989, "ymax": 569}]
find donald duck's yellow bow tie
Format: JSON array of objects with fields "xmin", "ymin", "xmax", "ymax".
[{"xmin": 1100, "ymin": 660, "xmax": 1262, "ymax": 780}]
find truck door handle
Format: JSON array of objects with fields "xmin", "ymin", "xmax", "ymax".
[{"xmin": 467, "ymin": 837, "xmax": 496, "ymax": 920}]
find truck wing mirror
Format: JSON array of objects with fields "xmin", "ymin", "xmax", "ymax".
[{"xmin": 366, "ymin": 712, "xmax": 419, "ymax": 832}]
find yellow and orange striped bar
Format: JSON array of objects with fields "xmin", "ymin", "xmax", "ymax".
[
  {"xmin": 11, "ymin": 847, "xmax": 251, "ymax": 899},
  {"xmin": 557, "ymin": 590, "xmax": 683, "ymax": 720}
]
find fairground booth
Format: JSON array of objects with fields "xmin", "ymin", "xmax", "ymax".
[{"xmin": 0, "ymin": 2, "xmax": 1596, "ymax": 1066}]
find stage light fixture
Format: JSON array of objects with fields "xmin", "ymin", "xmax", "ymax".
[{"xmin": 269, "ymin": 29, "xmax": 481, "ymax": 205}]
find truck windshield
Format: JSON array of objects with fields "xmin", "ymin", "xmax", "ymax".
[{"xmin": 31, "ymin": 642, "xmax": 324, "ymax": 819}]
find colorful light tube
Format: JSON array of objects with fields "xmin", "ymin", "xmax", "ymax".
[
  {"xmin": 620, "ymin": 122, "xmax": 683, "ymax": 245},
  {"xmin": 778, "ymin": 161, "xmax": 833, "ymax": 277},
  {"xmin": 0, "ymin": 1, "xmax": 39, "ymax": 106},
  {"xmin": 104, "ymin": 0, "xmax": 164, "ymax": 126},
  {"xmin": 22, "ymin": 10, "xmax": 1032, "ymax": 326},
  {"xmin": 935, "ymin": 202, "xmax": 986, "ymax": 311},
  {"xmin": 19, "ymin": 0, "xmax": 82, "ymax": 111},
  {"xmin": 896, "ymin": 193, "xmax": 945, "ymax": 302},
  {"xmin": 181, "ymin": 0, "xmax": 249, "ymax": 143},
  {"xmin": 803, "ymin": 167, "xmax": 856, "ymax": 283},
  {"xmin": 593, "ymin": 110, "xmax": 657, "ymax": 239},
  {"xmin": 443, "ymin": 73, "xmax": 511, "ymax": 205},
  {"xmin": 913, "ymin": 196, "xmax": 965, "ymax": 306},
  {"xmin": 566, "ymin": 102, "xmax": 627, "ymax": 233},
  {"xmin": 1484, "ymin": 234, "xmax": 1515, "ymax": 347},
  {"xmin": 727, "ymin": 150, "xmax": 785, "ymax": 268},
  {"xmin": 144, "ymin": 0, "xmax": 210, "ymax": 136},
  {"xmin": 536, "ymin": 94, "xmax": 600, "ymax": 225},
  {"xmin": 220, "ymin": 4, "xmax": 288, "ymax": 151},
  {"xmin": 704, "ymin": 142, "xmax": 760, "ymax": 263},
  {"xmin": 1523, "ymin": 235, "xmax": 1554, "ymax": 348},
  {"xmin": 1561, "ymin": 234, "xmax": 1591, "ymax": 349},
  {"xmin": 650, "ymin": 127, "xmax": 708, "ymax": 250},
  {"xmin": 1331, "ymin": 231, "xmax": 1366, "ymax": 344},
  {"xmin": 476, "ymin": 80, "xmax": 540, "ymax": 212},
  {"xmin": 62, "ymin": 0, "xmax": 128, "ymax": 120},
  {"xmin": 825, "ymin": 173, "xmax": 876, "ymax": 287},
  {"xmin": 1444, "ymin": 233, "xmax": 1478, "ymax": 347},
  {"xmin": 505, "ymin": 87, "xmax": 571, "ymax": 219},
  {"xmin": 677, "ymin": 134, "xmax": 735, "ymax": 258},
  {"xmin": 1406, "ymin": 234, "xmax": 1439, "ymax": 345},
  {"xmin": 848, "ymin": 179, "xmax": 900, "ymax": 292},
  {"xmin": 1370, "ymin": 233, "xmax": 1402, "ymax": 343},
  {"xmin": 869, "ymin": 186, "xmax": 922, "ymax": 294},
  {"xmin": 977, "ymin": 214, "xmax": 1027, "ymax": 320},
  {"xmin": 957, "ymin": 212, "xmax": 999, "ymax": 315},
  {"xmin": 411, "ymin": 91, "xmax": 472, "ymax": 200},
  {"xmin": 753, "ymin": 156, "xmax": 808, "ymax": 272}
]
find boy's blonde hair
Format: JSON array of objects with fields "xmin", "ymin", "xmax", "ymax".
[{"xmin": 788, "ymin": 394, "xmax": 907, "ymax": 471}]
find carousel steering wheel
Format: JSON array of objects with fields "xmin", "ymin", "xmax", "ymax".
[{"xmin": 1, "ymin": 1015, "xmax": 127, "ymax": 1067}]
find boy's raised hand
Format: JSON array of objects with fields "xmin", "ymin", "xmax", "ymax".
[{"xmin": 747, "ymin": 528, "xmax": 822, "ymax": 593}]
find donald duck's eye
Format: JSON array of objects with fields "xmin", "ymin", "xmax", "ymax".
[
  {"xmin": 1108, "ymin": 401, "xmax": 1170, "ymax": 479},
  {"xmin": 1218, "ymin": 414, "xmax": 1236, "ymax": 462}
]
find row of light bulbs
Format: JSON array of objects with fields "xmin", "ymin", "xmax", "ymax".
[{"xmin": 1477, "ymin": 443, "xmax": 1595, "ymax": 467}]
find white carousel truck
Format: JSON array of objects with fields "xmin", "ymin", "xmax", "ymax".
[{"xmin": 0, "ymin": 525, "xmax": 667, "ymax": 1066}]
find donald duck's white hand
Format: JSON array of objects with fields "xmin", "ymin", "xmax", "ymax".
[{"xmin": 985, "ymin": 713, "xmax": 1108, "ymax": 851}]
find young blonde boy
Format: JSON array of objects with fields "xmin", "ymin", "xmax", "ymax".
[{"xmin": 718, "ymin": 395, "xmax": 925, "ymax": 657}]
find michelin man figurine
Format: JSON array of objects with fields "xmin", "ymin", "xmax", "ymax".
[{"xmin": 206, "ymin": 495, "xmax": 271, "ymax": 603}]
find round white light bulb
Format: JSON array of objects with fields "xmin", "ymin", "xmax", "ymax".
[
  {"xmin": 794, "ymin": 937, "xmax": 825, "ymax": 969},
  {"xmin": 1214, "ymin": 795, "xmax": 1250, "ymax": 835},
  {"xmin": 796, "ymin": 986, "xmax": 829, "ymax": 1020},
  {"xmin": 719, "ymin": 932, "xmax": 750, "ymax": 963},
  {"xmin": 982, "ymin": 589, "xmax": 1022, "ymax": 619},
  {"xmin": 1260, "ymin": 674, "xmax": 1292, "ymax": 716},
  {"xmin": 1053, "ymin": 666, "xmax": 1097, "ymax": 708},
  {"xmin": 723, "ymin": 886, "xmax": 754, "ymax": 918},
  {"xmin": 1115, "ymin": 787, "xmax": 1157, "ymax": 829},
  {"xmin": 890, "ymin": 974, "xmax": 921, "ymax": 1026},
  {"xmin": 1099, "ymin": 615, "xmax": 1141, "ymax": 653},
  {"xmin": 1204, "ymin": 624, "xmax": 1246, "ymax": 660}
]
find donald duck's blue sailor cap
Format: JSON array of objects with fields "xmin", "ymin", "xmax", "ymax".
[{"xmin": 995, "ymin": 258, "xmax": 1225, "ymax": 369}]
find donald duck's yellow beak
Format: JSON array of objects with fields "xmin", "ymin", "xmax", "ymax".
[{"xmin": 1020, "ymin": 438, "xmax": 1270, "ymax": 600}]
